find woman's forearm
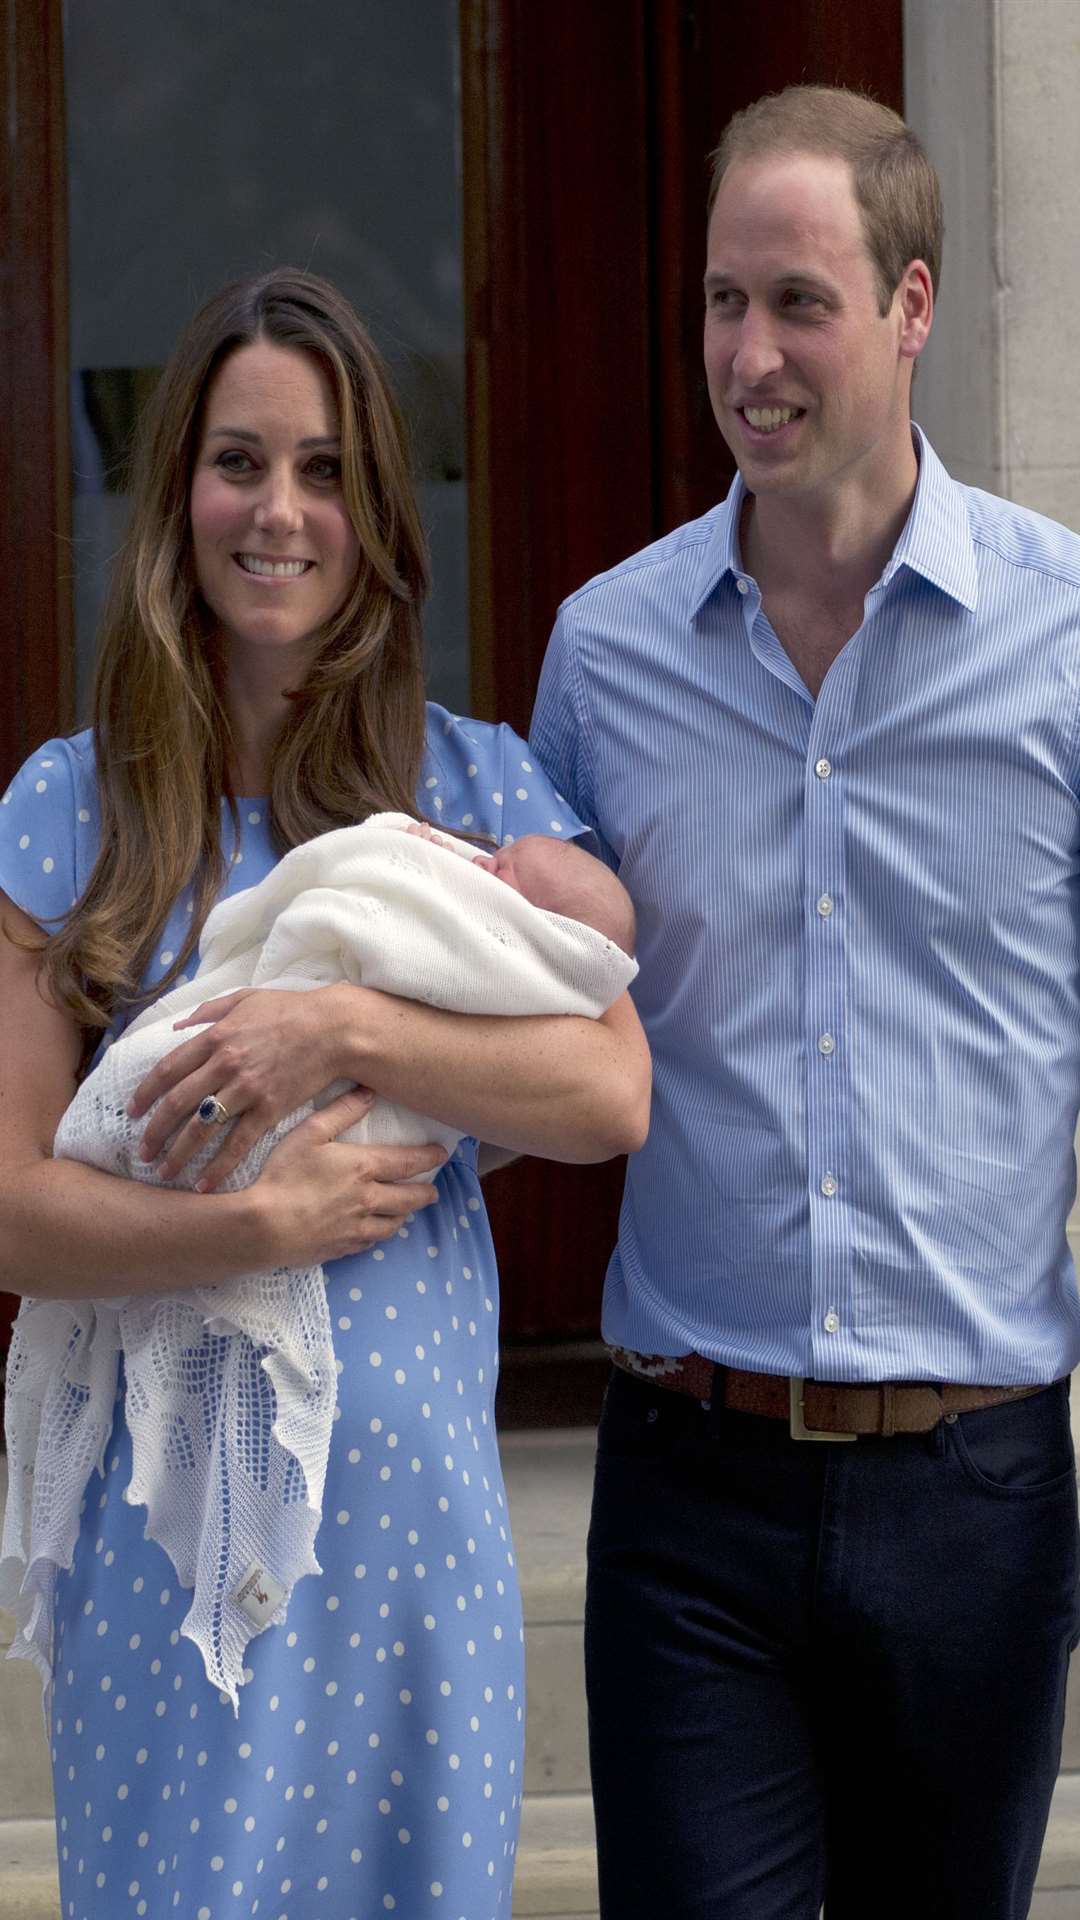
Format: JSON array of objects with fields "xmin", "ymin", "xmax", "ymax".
[
  {"xmin": 0, "ymin": 1154, "xmax": 268, "ymax": 1300},
  {"xmin": 335, "ymin": 988, "xmax": 651, "ymax": 1163}
]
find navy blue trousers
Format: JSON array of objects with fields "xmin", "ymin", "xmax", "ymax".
[{"xmin": 585, "ymin": 1369, "xmax": 1080, "ymax": 1919}]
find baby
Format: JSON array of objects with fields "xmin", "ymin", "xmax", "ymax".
[{"xmin": 410, "ymin": 822, "xmax": 635, "ymax": 955}]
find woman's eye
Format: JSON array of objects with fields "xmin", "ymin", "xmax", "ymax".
[
  {"xmin": 215, "ymin": 450, "xmax": 255, "ymax": 475},
  {"xmin": 305, "ymin": 456, "xmax": 341, "ymax": 483}
]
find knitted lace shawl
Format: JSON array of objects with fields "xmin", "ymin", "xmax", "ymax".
[{"xmin": 1, "ymin": 815, "xmax": 636, "ymax": 1705}]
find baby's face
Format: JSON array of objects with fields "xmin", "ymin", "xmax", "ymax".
[{"xmin": 472, "ymin": 844, "xmax": 523, "ymax": 893}]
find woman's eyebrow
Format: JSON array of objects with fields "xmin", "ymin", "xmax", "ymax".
[{"xmin": 205, "ymin": 428, "xmax": 341, "ymax": 448}]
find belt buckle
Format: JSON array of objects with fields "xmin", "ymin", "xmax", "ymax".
[{"xmin": 789, "ymin": 1377, "xmax": 858, "ymax": 1442}]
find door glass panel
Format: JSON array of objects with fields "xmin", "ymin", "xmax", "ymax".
[{"xmin": 64, "ymin": 0, "xmax": 468, "ymax": 723}]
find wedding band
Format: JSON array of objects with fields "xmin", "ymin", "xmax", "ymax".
[{"xmin": 197, "ymin": 1094, "xmax": 230, "ymax": 1126}]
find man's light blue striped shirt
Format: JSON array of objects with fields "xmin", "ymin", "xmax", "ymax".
[{"xmin": 530, "ymin": 428, "xmax": 1080, "ymax": 1384}]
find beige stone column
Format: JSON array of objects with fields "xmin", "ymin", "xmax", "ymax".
[{"xmin": 905, "ymin": 0, "xmax": 1080, "ymax": 529}]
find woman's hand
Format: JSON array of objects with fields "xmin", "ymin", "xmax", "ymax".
[
  {"xmin": 129, "ymin": 983, "xmax": 357, "ymax": 1190},
  {"xmin": 254, "ymin": 1087, "xmax": 447, "ymax": 1267}
]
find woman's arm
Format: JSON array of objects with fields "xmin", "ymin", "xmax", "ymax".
[
  {"xmin": 0, "ymin": 893, "xmax": 445, "ymax": 1300},
  {"xmin": 133, "ymin": 982, "xmax": 652, "ymax": 1190}
]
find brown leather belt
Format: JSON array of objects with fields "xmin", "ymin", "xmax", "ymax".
[{"xmin": 608, "ymin": 1346, "xmax": 1050, "ymax": 1441}]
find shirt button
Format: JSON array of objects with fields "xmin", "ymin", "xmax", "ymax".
[
  {"xmin": 820, "ymin": 1172, "xmax": 838, "ymax": 1198},
  {"xmin": 818, "ymin": 1033, "xmax": 835, "ymax": 1056},
  {"xmin": 816, "ymin": 894, "xmax": 834, "ymax": 918},
  {"xmin": 815, "ymin": 758, "xmax": 832, "ymax": 780},
  {"xmin": 824, "ymin": 1310, "xmax": 840, "ymax": 1334},
  {"xmin": 736, "ymin": 578, "xmax": 749, "ymax": 595}
]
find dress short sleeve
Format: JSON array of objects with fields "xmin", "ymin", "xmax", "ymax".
[
  {"xmin": 0, "ymin": 733, "xmax": 99, "ymax": 929},
  {"xmin": 529, "ymin": 605, "xmax": 617, "ymax": 869},
  {"xmin": 421, "ymin": 702, "xmax": 587, "ymax": 847}
]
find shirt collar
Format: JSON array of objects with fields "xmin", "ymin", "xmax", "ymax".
[{"xmin": 690, "ymin": 422, "xmax": 979, "ymax": 618}]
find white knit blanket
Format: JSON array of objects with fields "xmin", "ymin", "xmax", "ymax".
[{"xmin": 1, "ymin": 815, "xmax": 636, "ymax": 1705}]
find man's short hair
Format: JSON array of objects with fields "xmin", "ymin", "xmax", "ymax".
[{"xmin": 708, "ymin": 86, "xmax": 943, "ymax": 315}]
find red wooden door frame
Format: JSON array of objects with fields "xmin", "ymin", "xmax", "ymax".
[
  {"xmin": 460, "ymin": 0, "xmax": 903, "ymax": 1338},
  {"xmin": 0, "ymin": 0, "xmax": 73, "ymax": 791}
]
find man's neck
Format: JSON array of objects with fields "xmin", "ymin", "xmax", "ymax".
[{"xmin": 740, "ymin": 448, "xmax": 919, "ymax": 611}]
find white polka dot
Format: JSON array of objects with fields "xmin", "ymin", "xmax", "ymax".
[
  {"xmin": 35, "ymin": 779, "xmax": 47, "ymax": 793},
  {"xmin": 42, "ymin": 855, "xmax": 55, "ymax": 873},
  {"xmin": 159, "ymin": 950, "xmax": 173, "ymax": 966},
  {"xmin": 247, "ymin": 811, "xmax": 262, "ymax": 824},
  {"xmin": 425, "ymin": 776, "xmax": 438, "ymax": 789},
  {"xmin": 466, "ymin": 764, "xmax": 477, "ymax": 778},
  {"xmin": 78, "ymin": 808, "xmax": 90, "ymax": 823},
  {"xmin": 515, "ymin": 787, "xmax": 528, "ymax": 800},
  {"xmin": 18, "ymin": 834, "xmax": 29, "ymax": 850},
  {"xmin": 369, "ymin": 1352, "xmax": 382, "ymax": 1367},
  {"xmin": 492, "ymin": 790, "xmax": 503, "ymax": 804}
]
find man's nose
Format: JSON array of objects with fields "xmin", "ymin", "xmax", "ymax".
[{"xmin": 731, "ymin": 310, "xmax": 784, "ymax": 386}]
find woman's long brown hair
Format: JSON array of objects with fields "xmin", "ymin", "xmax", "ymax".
[{"xmin": 39, "ymin": 268, "xmax": 431, "ymax": 1038}]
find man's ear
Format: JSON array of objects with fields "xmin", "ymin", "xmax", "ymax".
[{"xmin": 897, "ymin": 259, "xmax": 933, "ymax": 361}]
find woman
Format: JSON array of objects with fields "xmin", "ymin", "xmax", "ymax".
[{"xmin": 0, "ymin": 268, "xmax": 649, "ymax": 1920}]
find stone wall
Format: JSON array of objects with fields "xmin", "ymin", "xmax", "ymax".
[{"xmin": 905, "ymin": 0, "xmax": 1080, "ymax": 532}]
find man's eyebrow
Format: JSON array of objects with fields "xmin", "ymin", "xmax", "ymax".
[
  {"xmin": 704, "ymin": 267, "xmax": 836, "ymax": 296},
  {"xmin": 205, "ymin": 428, "xmax": 342, "ymax": 448}
]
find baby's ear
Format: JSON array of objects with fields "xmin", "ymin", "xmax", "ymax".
[{"xmin": 472, "ymin": 853, "xmax": 498, "ymax": 873}]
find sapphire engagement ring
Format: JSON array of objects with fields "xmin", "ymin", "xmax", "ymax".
[{"xmin": 197, "ymin": 1094, "xmax": 231, "ymax": 1126}]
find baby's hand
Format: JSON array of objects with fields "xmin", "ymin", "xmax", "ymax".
[{"xmin": 406, "ymin": 822, "xmax": 454, "ymax": 851}]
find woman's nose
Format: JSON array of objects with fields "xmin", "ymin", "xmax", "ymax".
[{"xmin": 253, "ymin": 473, "xmax": 303, "ymax": 535}]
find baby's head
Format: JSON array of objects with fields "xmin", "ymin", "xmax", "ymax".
[{"xmin": 475, "ymin": 836, "xmax": 635, "ymax": 955}]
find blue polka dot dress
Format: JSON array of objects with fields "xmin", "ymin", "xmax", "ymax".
[{"xmin": 0, "ymin": 707, "xmax": 583, "ymax": 1920}]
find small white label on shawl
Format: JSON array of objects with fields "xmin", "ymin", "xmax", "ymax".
[{"xmin": 232, "ymin": 1561, "xmax": 287, "ymax": 1627}]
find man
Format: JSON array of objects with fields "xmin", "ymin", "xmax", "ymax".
[{"xmin": 530, "ymin": 86, "xmax": 1080, "ymax": 1919}]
